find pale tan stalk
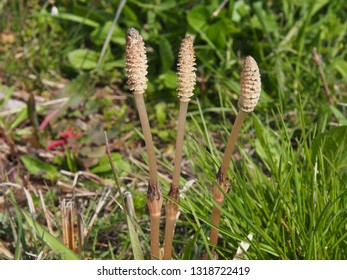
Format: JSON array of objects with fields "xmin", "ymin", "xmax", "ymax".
[
  {"xmin": 209, "ymin": 110, "xmax": 247, "ymax": 247},
  {"xmin": 206, "ymin": 56, "xmax": 261, "ymax": 258},
  {"xmin": 163, "ymin": 35, "xmax": 196, "ymax": 260},
  {"xmin": 133, "ymin": 93, "xmax": 158, "ymax": 186},
  {"xmin": 171, "ymin": 101, "xmax": 190, "ymax": 188},
  {"xmin": 125, "ymin": 28, "xmax": 162, "ymax": 259},
  {"xmin": 163, "ymin": 100, "xmax": 189, "ymax": 260}
]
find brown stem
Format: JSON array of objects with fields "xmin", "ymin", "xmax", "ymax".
[
  {"xmin": 163, "ymin": 186, "xmax": 180, "ymax": 260},
  {"xmin": 133, "ymin": 93, "xmax": 159, "ymax": 187},
  {"xmin": 134, "ymin": 92, "xmax": 162, "ymax": 259},
  {"xmin": 149, "ymin": 215, "xmax": 160, "ymax": 259},
  {"xmin": 147, "ymin": 193, "xmax": 163, "ymax": 260},
  {"xmin": 163, "ymin": 99, "xmax": 189, "ymax": 260},
  {"xmin": 172, "ymin": 100, "xmax": 189, "ymax": 188},
  {"xmin": 206, "ymin": 110, "xmax": 247, "ymax": 257},
  {"xmin": 163, "ymin": 216, "xmax": 176, "ymax": 260},
  {"xmin": 220, "ymin": 110, "xmax": 247, "ymax": 179},
  {"xmin": 312, "ymin": 47, "xmax": 333, "ymax": 106}
]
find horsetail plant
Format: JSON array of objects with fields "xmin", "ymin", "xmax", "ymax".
[
  {"xmin": 208, "ymin": 56, "xmax": 261, "ymax": 256},
  {"xmin": 163, "ymin": 35, "xmax": 196, "ymax": 260},
  {"xmin": 125, "ymin": 28, "xmax": 162, "ymax": 260}
]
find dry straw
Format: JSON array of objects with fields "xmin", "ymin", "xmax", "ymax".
[
  {"xmin": 125, "ymin": 28, "xmax": 162, "ymax": 260},
  {"xmin": 207, "ymin": 55, "xmax": 261, "ymax": 257},
  {"xmin": 163, "ymin": 35, "xmax": 196, "ymax": 260}
]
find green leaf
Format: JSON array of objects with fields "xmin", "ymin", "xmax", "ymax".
[
  {"xmin": 20, "ymin": 155, "xmax": 60, "ymax": 181},
  {"xmin": 0, "ymin": 85, "xmax": 14, "ymax": 109},
  {"xmin": 56, "ymin": 12, "xmax": 99, "ymax": 28},
  {"xmin": 334, "ymin": 59, "xmax": 347, "ymax": 78},
  {"xmin": 330, "ymin": 106, "xmax": 347, "ymax": 125},
  {"xmin": 124, "ymin": 192, "xmax": 144, "ymax": 260},
  {"xmin": 253, "ymin": 2, "xmax": 278, "ymax": 33},
  {"xmin": 187, "ymin": 6, "xmax": 209, "ymax": 30},
  {"xmin": 311, "ymin": 126, "xmax": 347, "ymax": 173},
  {"xmin": 160, "ymin": 71, "xmax": 177, "ymax": 89},
  {"xmin": 22, "ymin": 211, "xmax": 79, "ymax": 260},
  {"xmin": 232, "ymin": 1, "xmax": 251, "ymax": 22},
  {"xmin": 182, "ymin": 228, "xmax": 201, "ymax": 260},
  {"xmin": 90, "ymin": 22, "xmax": 126, "ymax": 46},
  {"xmin": 90, "ymin": 153, "xmax": 131, "ymax": 176},
  {"xmin": 67, "ymin": 49, "xmax": 100, "ymax": 70},
  {"xmin": 155, "ymin": 102, "xmax": 167, "ymax": 127},
  {"xmin": 206, "ymin": 19, "xmax": 236, "ymax": 49},
  {"xmin": 159, "ymin": 37, "xmax": 174, "ymax": 72},
  {"xmin": 65, "ymin": 148, "xmax": 77, "ymax": 173},
  {"xmin": 253, "ymin": 115, "xmax": 282, "ymax": 172}
]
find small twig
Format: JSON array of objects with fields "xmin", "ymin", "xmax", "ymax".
[
  {"xmin": 312, "ymin": 47, "xmax": 333, "ymax": 105},
  {"xmin": 212, "ymin": 0, "xmax": 229, "ymax": 17},
  {"xmin": 0, "ymin": 182, "xmax": 22, "ymax": 189},
  {"xmin": 95, "ymin": 0, "xmax": 127, "ymax": 72}
]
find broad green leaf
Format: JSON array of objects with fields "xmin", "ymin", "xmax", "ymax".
[
  {"xmin": 20, "ymin": 155, "xmax": 60, "ymax": 181},
  {"xmin": 159, "ymin": 37, "xmax": 174, "ymax": 72},
  {"xmin": 90, "ymin": 153, "xmax": 131, "ymax": 176},
  {"xmin": 187, "ymin": 6, "xmax": 209, "ymax": 30},
  {"xmin": 22, "ymin": 211, "xmax": 79, "ymax": 260},
  {"xmin": 68, "ymin": 49, "xmax": 99, "ymax": 70},
  {"xmin": 104, "ymin": 59, "xmax": 125, "ymax": 70},
  {"xmin": 206, "ymin": 19, "xmax": 236, "ymax": 49},
  {"xmin": 155, "ymin": 102, "xmax": 167, "ymax": 127},
  {"xmin": 311, "ymin": 126, "xmax": 347, "ymax": 173},
  {"xmin": 330, "ymin": 106, "xmax": 347, "ymax": 125},
  {"xmin": 334, "ymin": 59, "xmax": 347, "ymax": 78},
  {"xmin": 232, "ymin": 1, "xmax": 251, "ymax": 22},
  {"xmin": 161, "ymin": 71, "xmax": 177, "ymax": 89},
  {"xmin": 90, "ymin": 22, "xmax": 126, "ymax": 46}
]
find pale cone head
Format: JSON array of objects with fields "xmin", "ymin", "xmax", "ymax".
[
  {"xmin": 177, "ymin": 35, "xmax": 196, "ymax": 101},
  {"xmin": 125, "ymin": 28, "xmax": 148, "ymax": 93},
  {"xmin": 238, "ymin": 56, "xmax": 261, "ymax": 112}
]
